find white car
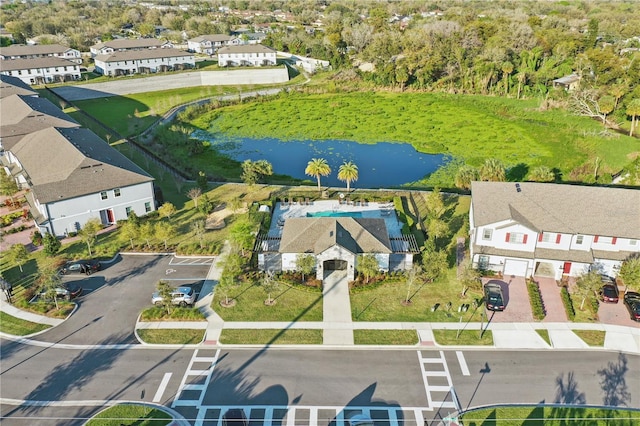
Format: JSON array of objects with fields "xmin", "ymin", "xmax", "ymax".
[{"xmin": 151, "ymin": 286, "xmax": 196, "ymax": 307}]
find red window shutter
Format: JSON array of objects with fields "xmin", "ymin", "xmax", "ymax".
[
  {"xmin": 538, "ymin": 233, "xmax": 543, "ymax": 242},
  {"xmin": 594, "ymin": 235, "xmax": 599, "ymax": 243},
  {"xmin": 556, "ymin": 234, "xmax": 561, "ymax": 244},
  {"xmin": 523, "ymin": 234, "xmax": 528, "ymax": 244},
  {"xmin": 505, "ymin": 233, "xmax": 510, "ymax": 242},
  {"xmin": 612, "ymin": 237, "xmax": 617, "ymax": 245}
]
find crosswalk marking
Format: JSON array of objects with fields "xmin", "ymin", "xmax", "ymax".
[
  {"xmin": 456, "ymin": 350, "xmax": 470, "ymax": 376},
  {"xmin": 171, "ymin": 348, "xmax": 220, "ymax": 409}
]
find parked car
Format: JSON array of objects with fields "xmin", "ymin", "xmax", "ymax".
[
  {"xmin": 222, "ymin": 408, "xmax": 248, "ymax": 425},
  {"xmin": 39, "ymin": 282, "xmax": 82, "ymax": 301},
  {"xmin": 599, "ymin": 281, "xmax": 620, "ymax": 303},
  {"xmin": 59, "ymin": 259, "xmax": 101, "ymax": 275},
  {"xmin": 484, "ymin": 282, "xmax": 505, "ymax": 311},
  {"xmin": 623, "ymin": 292, "xmax": 640, "ymax": 322},
  {"xmin": 151, "ymin": 286, "xmax": 196, "ymax": 307}
]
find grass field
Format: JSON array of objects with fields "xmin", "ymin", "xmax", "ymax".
[
  {"xmin": 353, "ymin": 329, "xmax": 419, "ymax": 345},
  {"xmin": 573, "ymin": 329, "xmax": 606, "ymax": 346},
  {"xmin": 219, "ymin": 329, "xmax": 323, "ymax": 344},
  {"xmin": 460, "ymin": 405, "xmax": 640, "ymax": 425},
  {"xmin": 136, "ymin": 329, "xmax": 205, "ymax": 345},
  {"xmin": 86, "ymin": 403, "xmax": 172, "ymax": 426},
  {"xmin": 0, "ymin": 311, "xmax": 51, "ymax": 335}
]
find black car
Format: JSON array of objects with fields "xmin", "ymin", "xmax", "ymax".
[
  {"xmin": 59, "ymin": 259, "xmax": 101, "ymax": 275},
  {"xmin": 623, "ymin": 292, "xmax": 640, "ymax": 322},
  {"xmin": 39, "ymin": 282, "xmax": 82, "ymax": 301},
  {"xmin": 599, "ymin": 283, "xmax": 620, "ymax": 303},
  {"xmin": 484, "ymin": 282, "xmax": 505, "ymax": 311}
]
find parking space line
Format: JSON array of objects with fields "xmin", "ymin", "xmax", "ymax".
[
  {"xmin": 152, "ymin": 372, "xmax": 171, "ymax": 403},
  {"xmin": 456, "ymin": 351, "xmax": 470, "ymax": 376}
]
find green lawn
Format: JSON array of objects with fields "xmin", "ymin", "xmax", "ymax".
[
  {"xmin": 86, "ymin": 403, "xmax": 172, "ymax": 426},
  {"xmin": 432, "ymin": 329, "xmax": 494, "ymax": 346},
  {"xmin": 136, "ymin": 329, "xmax": 205, "ymax": 345},
  {"xmin": 573, "ymin": 329, "xmax": 606, "ymax": 346},
  {"xmin": 219, "ymin": 329, "xmax": 323, "ymax": 344},
  {"xmin": 0, "ymin": 311, "xmax": 51, "ymax": 335},
  {"xmin": 353, "ymin": 329, "xmax": 419, "ymax": 345},
  {"xmin": 460, "ymin": 405, "xmax": 640, "ymax": 425}
]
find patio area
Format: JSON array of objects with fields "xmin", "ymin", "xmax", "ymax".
[{"xmin": 266, "ymin": 200, "xmax": 404, "ymax": 237}]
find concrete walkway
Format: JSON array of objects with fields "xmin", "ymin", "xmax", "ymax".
[{"xmin": 322, "ymin": 270, "xmax": 354, "ymax": 345}]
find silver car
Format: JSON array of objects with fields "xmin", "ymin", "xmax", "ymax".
[{"xmin": 151, "ymin": 286, "xmax": 196, "ymax": 307}]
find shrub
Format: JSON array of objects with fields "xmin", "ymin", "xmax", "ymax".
[
  {"xmin": 560, "ymin": 286, "xmax": 576, "ymax": 321},
  {"xmin": 31, "ymin": 230, "xmax": 43, "ymax": 246},
  {"xmin": 527, "ymin": 279, "xmax": 545, "ymax": 320}
]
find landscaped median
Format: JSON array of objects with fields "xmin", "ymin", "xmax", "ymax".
[{"xmin": 135, "ymin": 307, "xmax": 207, "ymax": 345}]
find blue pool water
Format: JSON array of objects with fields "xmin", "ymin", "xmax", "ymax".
[{"xmin": 307, "ymin": 211, "xmax": 363, "ymax": 218}]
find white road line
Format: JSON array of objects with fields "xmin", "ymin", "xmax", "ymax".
[
  {"xmin": 456, "ymin": 350, "xmax": 470, "ymax": 376},
  {"xmin": 152, "ymin": 372, "xmax": 172, "ymax": 403},
  {"xmin": 417, "ymin": 351, "xmax": 433, "ymax": 408}
]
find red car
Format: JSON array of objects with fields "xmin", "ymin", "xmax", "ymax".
[{"xmin": 599, "ymin": 283, "xmax": 620, "ymax": 303}]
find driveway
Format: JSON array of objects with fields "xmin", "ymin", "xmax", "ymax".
[
  {"xmin": 535, "ymin": 277, "xmax": 568, "ymax": 322},
  {"xmin": 481, "ymin": 277, "xmax": 534, "ymax": 323},
  {"xmin": 34, "ymin": 255, "xmax": 211, "ymax": 345}
]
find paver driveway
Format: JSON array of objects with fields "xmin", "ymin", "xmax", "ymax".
[{"xmin": 482, "ymin": 277, "xmax": 534, "ymax": 322}]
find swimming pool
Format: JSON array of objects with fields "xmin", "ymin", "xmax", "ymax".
[{"xmin": 306, "ymin": 211, "xmax": 363, "ymax": 218}]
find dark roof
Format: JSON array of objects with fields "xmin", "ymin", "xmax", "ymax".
[
  {"xmin": 11, "ymin": 127, "xmax": 153, "ymax": 203},
  {"xmin": 218, "ymin": 44, "xmax": 275, "ymax": 54},
  {"xmin": 0, "ymin": 94, "xmax": 79, "ymax": 150},
  {"xmin": 0, "ymin": 44, "xmax": 75, "ymax": 56},
  {"xmin": 471, "ymin": 181, "xmax": 640, "ymax": 239},
  {"xmin": 0, "ymin": 74, "xmax": 38, "ymax": 98},
  {"xmin": 91, "ymin": 38, "xmax": 168, "ymax": 50},
  {"xmin": 95, "ymin": 48, "xmax": 193, "ymax": 63},
  {"xmin": 279, "ymin": 217, "xmax": 392, "ymax": 254},
  {"xmin": 0, "ymin": 57, "xmax": 79, "ymax": 71}
]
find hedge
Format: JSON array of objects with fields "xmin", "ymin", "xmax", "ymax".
[
  {"xmin": 527, "ymin": 279, "xmax": 546, "ymax": 320},
  {"xmin": 560, "ymin": 286, "xmax": 576, "ymax": 321}
]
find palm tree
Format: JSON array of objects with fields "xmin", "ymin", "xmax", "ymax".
[
  {"xmin": 305, "ymin": 158, "xmax": 331, "ymax": 190},
  {"xmin": 598, "ymin": 96, "xmax": 615, "ymax": 128},
  {"xmin": 480, "ymin": 158, "xmax": 506, "ymax": 182},
  {"xmin": 454, "ymin": 165, "xmax": 480, "ymax": 190},
  {"xmin": 501, "ymin": 61, "xmax": 513, "ymax": 96},
  {"xmin": 528, "ymin": 166, "xmax": 555, "ymax": 182},
  {"xmin": 626, "ymin": 99, "xmax": 640, "ymax": 137},
  {"xmin": 337, "ymin": 161, "xmax": 359, "ymax": 192}
]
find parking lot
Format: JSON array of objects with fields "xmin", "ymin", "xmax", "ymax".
[{"xmin": 35, "ymin": 255, "xmax": 212, "ymax": 345}]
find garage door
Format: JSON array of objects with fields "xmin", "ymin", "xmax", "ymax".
[{"xmin": 503, "ymin": 260, "xmax": 529, "ymax": 277}]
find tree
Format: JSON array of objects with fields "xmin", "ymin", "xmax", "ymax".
[
  {"xmin": 79, "ymin": 218, "xmax": 102, "ymax": 257},
  {"xmin": 458, "ymin": 260, "xmax": 481, "ymax": 297},
  {"xmin": 626, "ymin": 99, "xmax": 640, "ymax": 137},
  {"xmin": 404, "ymin": 264, "xmax": 423, "ymax": 305},
  {"xmin": 574, "ymin": 271, "xmax": 602, "ymax": 310},
  {"xmin": 480, "ymin": 158, "xmax": 506, "ymax": 182},
  {"xmin": 0, "ymin": 171, "xmax": 19, "ymax": 203},
  {"xmin": 196, "ymin": 171, "xmax": 208, "ymax": 191},
  {"xmin": 119, "ymin": 220, "xmax": 139, "ymax": 249},
  {"xmin": 296, "ymin": 254, "xmax": 316, "ymax": 281},
  {"xmin": 158, "ymin": 202, "xmax": 177, "ymax": 220},
  {"xmin": 229, "ymin": 218, "xmax": 254, "ymax": 256},
  {"xmin": 139, "ymin": 222, "xmax": 155, "ymax": 249},
  {"xmin": 155, "ymin": 222, "xmax": 176, "ymax": 250},
  {"xmin": 191, "ymin": 219, "xmax": 206, "ymax": 250},
  {"xmin": 421, "ymin": 239, "xmax": 448, "ymax": 282},
  {"xmin": 37, "ymin": 261, "xmax": 63, "ymax": 310},
  {"xmin": 337, "ymin": 161, "xmax": 359, "ymax": 192},
  {"xmin": 42, "ymin": 233, "xmax": 61, "ymax": 256},
  {"xmin": 357, "ymin": 254, "xmax": 379, "ymax": 284},
  {"xmin": 186, "ymin": 188, "xmax": 202, "ymax": 208},
  {"xmin": 261, "ymin": 271, "xmax": 280, "ymax": 305},
  {"xmin": 9, "ymin": 244, "xmax": 29, "ymax": 273},
  {"xmin": 241, "ymin": 159, "xmax": 273, "ymax": 186},
  {"xmin": 528, "ymin": 166, "xmax": 555, "ymax": 182},
  {"xmin": 619, "ymin": 255, "xmax": 640, "ymax": 292},
  {"xmin": 598, "ymin": 95, "xmax": 615, "ymax": 128},
  {"xmin": 155, "ymin": 280, "xmax": 175, "ymax": 316},
  {"xmin": 454, "ymin": 166, "xmax": 479, "ymax": 190},
  {"xmin": 305, "ymin": 158, "xmax": 331, "ymax": 190},
  {"xmin": 501, "ymin": 61, "xmax": 513, "ymax": 96}
]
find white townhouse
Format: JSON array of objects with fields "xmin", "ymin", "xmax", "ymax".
[
  {"xmin": 187, "ymin": 34, "xmax": 239, "ymax": 55},
  {"xmin": 469, "ymin": 181, "xmax": 640, "ymax": 280},
  {"xmin": 217, "ymin": 44, "xmax": 276, "ymax": 67},
  {"xmin": 94, "ymin": 48, "xmax": 195, "ymax": 76},
  {"xmin": 5, "ymin": 126, "xmax": 155, "ymax": 237},
  {"xmin": 0, "ymin": 44, "xmax": 82, "ymax": 64},
  {"xmin": 0, "ymin": 57, "xmax": 81, "ymax": 85},
  {"xmin": 89, "ymin": 38, "xmax": 173, "ymax": 57}
]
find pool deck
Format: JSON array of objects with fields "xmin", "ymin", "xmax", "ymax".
[{"xmin": 268, "ymin": 200, "xmax": 403, "ymax": 237}]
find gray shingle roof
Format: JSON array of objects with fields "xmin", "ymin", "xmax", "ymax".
[
  {"xmin": 190, "ymin": 34, "xmax": 234, "ymax": 43},
  {"xmin": 0, "ymin": 94, "xmax": 79, "ymax": 150},
  {"xmin": 11, "ymin": 127, "xmax": 153, "ymax": 203},
  {"xmin": 0, "ymin": 57, "xmax": 79, "ymax": 71},
  {"xmin": 218, "ymin": 44, "xmax": 275, "ymax": 54},
  {"xmin": 0, "ymin": 75, "xmax": 37, "ymax": 98},
  {"xmin": 91, "ymin": 38, "xmax": 168, "ymax": 50},
  {"xmin": 95, "ymin": 48, "xmax": 193, "ymax": 63},
  {"xmin": 471, "ymin": 181, "xmax": 640, "ymax": 239},
  {"xmin": 0, "ymin": 44, "xmax": 75, "ymax": 56},
  {"xmin": 279, "ymin": 217, "xmax": 392, "ymax": 254}
]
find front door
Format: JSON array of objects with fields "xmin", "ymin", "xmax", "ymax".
[
  {"xmin": 323, "ymin": 259, "xmax": 348, "ymax": 270},
  {"xmin": 563, "ymin": 262, "xmax": 572, "ymax": 274}
]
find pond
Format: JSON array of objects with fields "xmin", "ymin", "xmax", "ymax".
[{"xmin": 192, "ymin": 131, "xmax": 448, "ymax": 188}]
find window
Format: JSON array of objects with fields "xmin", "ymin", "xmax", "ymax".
[
  {"xmin": 576, "ymin": 235, "xmax": 584, "ymax": 245},
  {"xmin": 145, "ymin": 202, "xmax": 151, "ymax": 213},
  {"xmin": 113, "ymin": 188, "xmax": 121, "ymax": 197},
  {"xmin": 506, "ymin": 232, "xmax": 528, "ymax": 244},
  {"xmin": 478, "ymin": 255, "xmax": 489, "ymax": 269},
  {"xmin": 100, "ymin": 191, "xmax": 108, "ymax": 200},
  {"xmin": 125, "ymin": 207, "xmax": 132, "ymax": 216},
  {"xmin": 630, "ymin": 240, "xmax": 637, "ymax": 246},
  {"xmin": 482, "ymin": 229, "xmax": 493, "ymax": 240},
  {"xmin": 541, "ymin": 232, "xmax": 553, "ymax": 243}
]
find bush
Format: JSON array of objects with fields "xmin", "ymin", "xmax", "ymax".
[
  {"xmin": 560, "ymin": 286, "xmax": 576, "ymax": 321},
  {"xmin": 140, "ymin": 306, "xmax": 206, "ymax": 321},
  {"xmin": 527, "ymin": 279, "xmax": 545, "ymax": 320}
]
